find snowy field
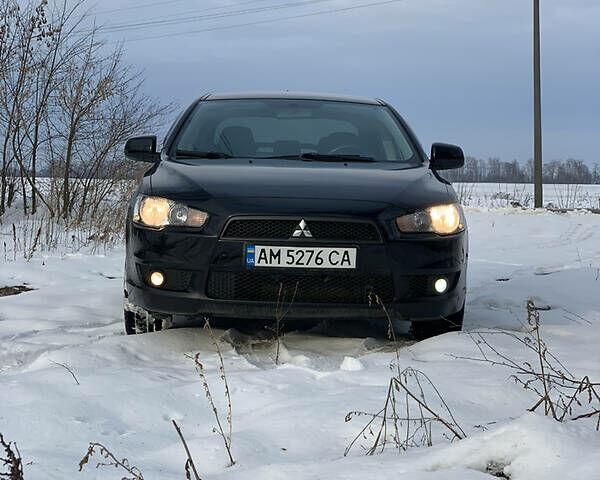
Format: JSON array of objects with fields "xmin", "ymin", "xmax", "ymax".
[
  {"xmin": 454, "ymin": 183, "xmax": 600, "ymax": 209},
  {"xmin": 1, "ymin": 207, "xmax": 600, "ymax": 479}
]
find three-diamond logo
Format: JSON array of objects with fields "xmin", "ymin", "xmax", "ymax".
[{"xmin": 292, "ymin": 219, "xmax": 313, "ymax": 238}]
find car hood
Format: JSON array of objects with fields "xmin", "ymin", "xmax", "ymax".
[{"xmin": 143, "ymin": 158, "xmax": 456, "ymax": 210}]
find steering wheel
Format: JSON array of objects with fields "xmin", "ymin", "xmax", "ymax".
[{"xmin": 328, "ymin": 144, "xmax": 361, "ymax": 155}]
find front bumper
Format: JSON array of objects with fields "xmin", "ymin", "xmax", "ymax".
[{"xmin": 125, "ymin": 222, "xmax": 468, "ymax": 322}]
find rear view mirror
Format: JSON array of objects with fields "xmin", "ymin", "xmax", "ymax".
[
  {"xmin": 429, "ymin": 143, "xmax": 464, "ymax": 170},
  {"xmin": 124, "ymin": 136, "xmax": 160, "ymax": 163}
]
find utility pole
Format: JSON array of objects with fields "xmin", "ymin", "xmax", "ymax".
[{"xmin": 533, "ymin": 0, "xmax": 543, "ymax": 208}]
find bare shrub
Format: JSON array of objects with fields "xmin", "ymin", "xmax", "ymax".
[
  {"xmin": 509, "ymin": 184, "xmax": 532, "ymax": 208},
  {"xmin": 187, "ymin": 318, "xmax": 235, "ymax": 466},
  {"xmin": 487, "ymin": 184, "xmax": 531, "ymax": 208},
  {"xmin": 344, "ymin": 367, "xmax": 466, "ymax": 455},
  {"xmin": 1, "ymin": 212, "xmax": 124, "ymax": 261},
  {"xmin": 0, "ymin": 177, "xmax": 142, "ymax": 260},
  {"xmin": 456, "ymin": 300, "xmax": 600, "ymax": 430},
  {"xmin": 0, "ymin": 0, "xmax": 173, "ymax": 256},
  {"xmin": 345, "ymin": 293, "xmax": 465, "ymax": 456},
  {"xmin": 454, "ymin": 182, "xmax": 476, "ymax": 206},
  {"xmin": 553, "ymin": 184, "xmax": 583, "ymax": 210},
  {"xmin": 0, "ymin": 433, "xmax": 24, "ymax": 480}
]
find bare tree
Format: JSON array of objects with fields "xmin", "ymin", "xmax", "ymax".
[{"xmin": 0, "ymin": 0, "xmax": 173, "ymax": 238}]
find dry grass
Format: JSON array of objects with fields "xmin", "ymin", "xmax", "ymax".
[
  {"xmin": 0, "ymin": 178, "xmax": 137, "ymax": 262},
  {"xmin": 268, "ymin": 281, "xmax": 299, "ymax": 365},
  {"xmin": 78, "ymin": 442, "xmax": 143, "ymax": 479},
  {"xmin": 187, "ymin": 318, "xmax": 235, "ymax": 466},
  {"xmin": 368, "ymin": 292, "xmax": 401, "ymax": 372}
]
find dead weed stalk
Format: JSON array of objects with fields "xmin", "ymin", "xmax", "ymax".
[
  {"xmin": 269, "ymin": 281, "xmax": 298, "ymax": 365},
  {"xmin": 78, "ymin": 442, "xmax": 143, "ymax": 479},
  {"xmin": 172, "ymin": 420, "xmax": 202, "ymax": 480},
  {"xmin": 368, "ymin": 292, "xmax": 401, "ymax": 375},
  {"xmin": 187, "ymin": 318, "xmax": 235, "ymax": 466}
]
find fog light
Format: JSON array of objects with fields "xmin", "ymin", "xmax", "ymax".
[
  {"xmin": 150, "ymin": 271, "xmax": 165, "ymax": 287},
  {"xmin": 434, "ymin": 278, "xmax": 448, "ymax": 294}
]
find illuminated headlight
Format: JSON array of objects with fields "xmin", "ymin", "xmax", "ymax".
[
  {"xmin": 396, "ymin": 203, "xmax": 466, "ymax": 235},
  {"xmin": 133, "ymin": 195, "xmax": 208, "ymax": 229},
  {"xmin": 434, "ymin": 278, "xmax": 448, "ymax": 294},
  {"xmin": 149, "ymin": 271, "xmax": 165, "ymax": 287}
]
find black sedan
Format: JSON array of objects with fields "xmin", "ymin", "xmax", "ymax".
[{"xmin": 123, "ymin": 92, "xmax": 467, "ymax": 339}]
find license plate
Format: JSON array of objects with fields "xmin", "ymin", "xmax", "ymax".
[{"xmin": 245, "ymin": 245, "xmax": 357, "ymax": 269}]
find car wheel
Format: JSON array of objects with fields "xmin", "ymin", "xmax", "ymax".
[
  {"xmin": 124, "ymin": 295, "xmax": 172, "ymax": 335},
  {"xmin": 410, "ymin": 306, "xmax": 464, "ymax": 340}
]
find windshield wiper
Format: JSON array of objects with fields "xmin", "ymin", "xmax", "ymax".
[
  {"xmin": 175, "ymin": 150, "xmax": 233, "ymax": 159},
  {"xmin": 300, "ymin": 153, "xmax": 376, "ymax": 162},
  {"xmin": 257, "ymin": 153, "xmax": 376, "ymax": 162}
]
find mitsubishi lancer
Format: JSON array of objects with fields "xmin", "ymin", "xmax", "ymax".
[{"xmin": 123, "ymin": 92, "xmax": 467, "ymax": 339}]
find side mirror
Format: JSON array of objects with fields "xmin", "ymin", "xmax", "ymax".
[
  {"xmin": 124, "ymin": 136, "xmax": 160, "ymax": 163},
  {"xmin": 430, "ymin": 143, "xmax": 464, "ymax": 170}
]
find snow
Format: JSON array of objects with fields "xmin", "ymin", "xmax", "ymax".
[
  {"xmin": 454, "ymin": 182, "xmax": 600, "ymax": 209},
  {"xmin": 1, "ymin": 207, "xmax": 600, "ymax": 479},
  {"xmin": 340, "ymin": 356, "xmax": 363, "ymax": 371}
]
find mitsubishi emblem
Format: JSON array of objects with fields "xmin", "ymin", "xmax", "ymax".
[{"xmin": 292, "ymin": 219, "xmax": 313, "ymax": 238}]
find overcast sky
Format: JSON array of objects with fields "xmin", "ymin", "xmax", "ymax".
[{"xmin": 89, "ymin": 0, "xmax": 600, "ymax": 164}]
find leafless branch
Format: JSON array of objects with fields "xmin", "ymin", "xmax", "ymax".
[
  {"xmin": 172, "ymin": 420, "xmax": 202, "ymax": 480},
  {"xmin": 1, "ymin": 432, "xmax": 24, "ymax": 480},
  {"xmin": 49, "ymin": 359, "xmax": 80, "ymax": 385}
]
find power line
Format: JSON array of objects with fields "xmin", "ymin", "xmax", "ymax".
[
  {"xmin": 93, "ymin": 0, "xmax": 273, "ymax": 24},
  {"xmin": 92, "ymin": 0, "xmax": 190, "ymax": 15},
  {"xmin": 117, "ymin": 0, "xmax": 405, "ymax": 43},
  {"xmin": 98, "ymin": 0, "xmax": 334, "ymax": 34}
]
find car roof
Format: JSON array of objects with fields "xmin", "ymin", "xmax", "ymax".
[{"xmin": 202, "ymin": 91, "xmax": 384, "ymax": 105}]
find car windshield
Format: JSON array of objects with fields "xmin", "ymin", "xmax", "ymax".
[{"xmin": 172, "ymin": 99, "xmax": 420, "ymax": 166}]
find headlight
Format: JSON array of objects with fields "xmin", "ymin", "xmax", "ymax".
[
  {"xmin": 396, "ymin": 203, "xmax": 465, "ymax": 235},
  {"xmin": 133, "ymin": 195, "xmax": 208, "ymax": 229}
]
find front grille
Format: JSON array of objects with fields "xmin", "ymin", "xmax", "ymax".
[
  {"xmin": 207, "ymin": 271, "xmax": 394, "ymax": 304},
  {"xmin": 223, "ymin": 219, "xmax": 298, "ymax": 240},
  {"xmin": 221, "ymin": 218, "xmax": 381, "ymax": 242},
  {"xmin": 309, "ymin": 221, "xmax": 380, "ymax": 242}
]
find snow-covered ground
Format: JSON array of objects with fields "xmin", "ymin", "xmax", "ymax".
[
  {"xmin": 454, "ymin": 182, "xmax": 600, "ymax": 209},
  {"xmin": 1, "ymin": 207, "xmax": 600, "ymax": 479}
]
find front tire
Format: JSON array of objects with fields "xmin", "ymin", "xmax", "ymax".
[
  {"xmin": 410, "ymin": 306, "xmax": 464, "ymax": 340},
  {"xmin": 124, "ymin": 295, "xmax": 172, "ymax": 335}
]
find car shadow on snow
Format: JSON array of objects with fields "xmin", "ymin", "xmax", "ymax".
[
  {"xmin": 164, "ymin": 316, "xmax": 415, "ymax": 370},
  {"xmin": 174, "ymin": 315, "xmax": 411, "ymax": 340}
]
